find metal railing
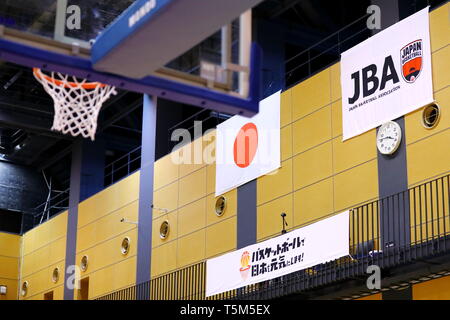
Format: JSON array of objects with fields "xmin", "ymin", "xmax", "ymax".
[
  {"xmin": 30, "ymin": 146, "xmax": 142, "ymax": 228},
  {"xmin": 96, "ymin": 263, "xmax": 206, "ymax": 300},
  {"xmin": 104, "ymin": 146, "xmax": 142, "ymax": 187},
  {"xmin": 96, "ymin": 174, "xmax": 449, "ymax": 300},
  {"xmin": 284, "ymin": 0, "xmax": 447, "ymax": 89},
  {"xmin": 30, "ymin": 188, "xmax": 70, "ymax": 227},
  {"xmin": 284, "ymin": 13, "xmax": 371, "ymax": 89},
  {"xmin": 167, "ymin": 108, "xmax": 230, "ymax": 154}
]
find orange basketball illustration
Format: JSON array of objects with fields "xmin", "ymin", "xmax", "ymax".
[{"xmin": 239, "ymin": 251, "xmax": 251, "ymax": 280}]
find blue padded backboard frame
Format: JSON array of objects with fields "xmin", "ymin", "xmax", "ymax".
[
  {"xmin": 91, "ymin": 0, "xmax": 175, "ymax": 67},
  {"xmin": 91, "ymin": 0, "xmax": 263, "ymax": 79},
  {"xmin": 0, "ymin": 38, "xmax": 261, "ymax": 117}
]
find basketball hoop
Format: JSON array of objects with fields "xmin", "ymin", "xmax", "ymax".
[{"xmin": 33, "ymin": 68, "xmax": 117, "ymax": 141}]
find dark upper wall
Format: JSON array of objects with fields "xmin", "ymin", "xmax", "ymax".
[{"xmin": 0, "ymin": 161, "xmax": 47, "ymax": 232}]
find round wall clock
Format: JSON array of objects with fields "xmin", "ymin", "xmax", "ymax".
[{"xmin": 377, "ymin": 121, "xmax": 402, "ymax": 155}]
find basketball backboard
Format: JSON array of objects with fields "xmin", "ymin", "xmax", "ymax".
[
  {"xmin": 0, "ymin": 1, "xmax": 134, "ymax": 48},
  {"xmin": 0, "ymin": 0, "xmax": 263, "ymax": 116}
]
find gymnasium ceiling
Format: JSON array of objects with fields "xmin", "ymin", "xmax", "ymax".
[{"xmin": 0, "ymin": 0, "xmax": 440, "ymax": 192}]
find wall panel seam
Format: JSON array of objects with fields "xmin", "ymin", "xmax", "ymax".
[
  {"xmin": 0, "ymin": 276, "xmax": 19, "ymax": 281},
  {"xmin": 291, "ymin": 102, "xmax": 332, "ymax": 125},
  {"xmin": 431, "ymin": 42, "xmax": 449, "ymax": 54},
  {"xmin": 22, "ymin": 234, "xmax": 66, "ymax": 258},
  {"xmin": 77, "ymin": 199, "xmax": 139, "ymax": 229},
  {"xmin": 406, "ymin": 127, "xmax": 449, "ymax": 147},
  {"xmin": 408, "ymin": 170, "xmax": 450, "ymax": 188},
  {"xmin": 0, "ymin": 253, "xmax": 20, "ymax": 259},
  {"xmin": 76, "ymin": 253, "xmax": 137, "ymax": 278},
  {"xmin": 75, "ymin": 227, "xmax": 138, "ymax": 255},
  {"xmin": 22, "ymin": 283, "xmax": 65, "ymax": 300},
  {"xmin": 257, "ymin": 158, "xmax": 378, "ymax": 208},
  {"xmin": 20, "ymin": 258, "xmax": 65, "ymax": 279}
]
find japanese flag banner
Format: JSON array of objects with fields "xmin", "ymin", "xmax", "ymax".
[
  {"xmin": 215, "ymin": 91, "xmax": 281, "ymax": 196},
  {"xmin": 206, "ymin": 211, "xmax": 350, "ymax": 297}
]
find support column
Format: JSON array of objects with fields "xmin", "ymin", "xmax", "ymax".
[
  {"xmin": 371, "ymin": 0, "xmax": 410, "ymax": 250},
  {"xmin": 63, "ymin": 139, "xmax": 82, "ymax": 300},
  {"xmin": 136, "ymin": 95, "xmax": 157, "ymax": 298},
  {"xmin": 221, "ymin": 24, "xmax": 233, "ymax": 89},
  {"xmin": 370, "ymin": 0, "xmax": 400, "ymax": 33},
  {"xmin": 80, "ymin": 137, "xmax": 106, "ymax": 202},
  {"xmin": 54, "ymin": 0, "xmax": 68, "ymax": 42},
  {"xmin": 63, "ymin": 137, "xmax": 106, "ymax": 299},
  {"xmin": 237, "ymin": 180, "xmax": 257, "ymax": 249},
  {"xmin": 239, "ymin": 10, "xmax": 252, "ymax": 97}
]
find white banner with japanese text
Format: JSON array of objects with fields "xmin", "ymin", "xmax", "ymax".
[{"xmin": 206, "ymin": 211, "xmax": 349, "ymax": 297}]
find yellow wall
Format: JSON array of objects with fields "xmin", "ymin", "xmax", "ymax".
[
  {"xmin": 355, "ymin": 293, "xmax": 382, "ymax": 300},
  {"xmin": 0, "ymin": 232, "xmax": 21, "ymax": 300},
  {"xmin": 405, "ymin": 4, "xmax": 450, "ymax": 245},
  {"xmin": 413, "ymin": 275, "xmax": 450, "ymax": 300},
  {"xmin": 150, "ymin": 4, "xmax": 448, "ymax": 277},
  {"xmin": 151, "ymin": 131, "xmax": 237, "ymax": 278},
  {"xmin": 14, "ymin": 171, "xmax": 140, "ymax": 301},
  {"xmin": 3, "ymin": 4, "xmax": 447, "ymax": 300},
  {"xmin": 19, "ymin": 212, "xmax": 67, "ymax": 300},
  {"xmin": 258, "ymin": 63, "xmax": 378, "ymax": 241},
  {"xmin": 149, "ymin": 59, "xmax": 380, "ymax": 273},
  {"xmin": 75, "ymin": 171, "xmax": 140, "ymax": 300},
  {"xmin": 405, "ymin": 4, "xmax": 450, "ymax": 187}
]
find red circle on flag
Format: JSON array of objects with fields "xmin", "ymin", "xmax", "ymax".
[{"xmin": 233, "ymin": 122, "xmax": 258, "ymax": 168}]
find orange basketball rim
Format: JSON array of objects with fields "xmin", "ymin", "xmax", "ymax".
[{"xmin": 32, "ymin": 68, "xmax": 107, "ymax": 89}]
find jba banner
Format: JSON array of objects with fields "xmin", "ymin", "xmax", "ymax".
[
  {"xmin": 341, "ymin": 7, "xmax": 433, "ymax": 140},
  {"xmin": 205, "ymin": 211, "xmax": 349, "ymax": 297}
]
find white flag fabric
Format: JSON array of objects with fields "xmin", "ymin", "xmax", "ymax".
[
  {"xmin": 206, "ymin": 211, "xmax": 350, "ymax": 297},
  {"xmin": 341, "ymin": 7, "xmax": 433, "ymax": 140},
  {"xmin": 215, "ymin": 91, "xmax": 281, "ymax": 196}
]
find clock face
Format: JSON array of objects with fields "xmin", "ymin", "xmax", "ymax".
[{"xmin": 377, "ymin": 121, "xmax": 402, "ymax": 155}]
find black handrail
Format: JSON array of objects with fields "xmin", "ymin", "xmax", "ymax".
[
  {"xmin": 104, "ymin": 146, "xmax": 142, "ymax": 187},
  {"xmin": 31, "ymin": 145, "xmax": 143, "ymax": 228},
  {"xmin": 284, "ymin": 13, "xmax": 371, "ymax": 89},
  {"xmin": 96, "ymin": 173, "xmax": 450, "ymax": 300},
  {"xmin": 31, "ymin": 188, "xmax": 70, "ymax": 226}
]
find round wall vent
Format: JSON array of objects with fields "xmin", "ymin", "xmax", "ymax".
[
  {"xmin": 80, "ymin": 255, "xmax": 89, "ymax": 272},
  {"xmin": 121, "ymin": 237, "xmax": 131, "ymax": 255},
  {"xmin": 21, "ymin": 281, "xmax": 29, "ymax": 297},
  {"xmin": 52, "ymin": 267, "xmax": 60, "ymax": 283},
  {"xmin": 159, "ymin": 221, "xmax": 170, "ymax": 240},
  {"xmin": 215, "ymin": 196, "xmax": 227, "ymax": 217},
  {"xmin": 422, "ymin": 103, "xmax": 441, "ymax": 129}
]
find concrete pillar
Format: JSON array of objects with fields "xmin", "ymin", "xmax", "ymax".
[{"xmin": 135, "ymin": 95, "xmax": 157, "ymax": 298}]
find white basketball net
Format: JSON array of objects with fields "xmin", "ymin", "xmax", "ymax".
[{"xmin": 33, "ymin": 68, "xmax": 117, "ymax": 141}]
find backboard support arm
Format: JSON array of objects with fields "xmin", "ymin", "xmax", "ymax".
[{"xmin": 0, "ymin": 32, "xmax": 261, "ymax": 117}]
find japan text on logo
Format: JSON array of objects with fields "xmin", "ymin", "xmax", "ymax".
[
  {"xmin": 401, "ymin": 39, "xmax": 423, "ymax": 83},
  {"xmin": 239, "ymin": 251, "xmax": 251, "ymax": 280}
]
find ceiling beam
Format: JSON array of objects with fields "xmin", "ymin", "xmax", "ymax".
[
  {"xmin": 24, "ymin": 137, "xmax": 62, "ymax": 166},
  {"xmin": 98, "ymin": 98, "xmax": 143, "ymax": 133},
  {"xmin": 0, "ymin": 104, "xmax": 72, "ymax": 140},
  {"xmin": 271, "ymin": 0, "xmax": 304, "ymax": 18},
  {"xmin": 37, "ymin": 142, "xmax": 73, "ymax": 171}
]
